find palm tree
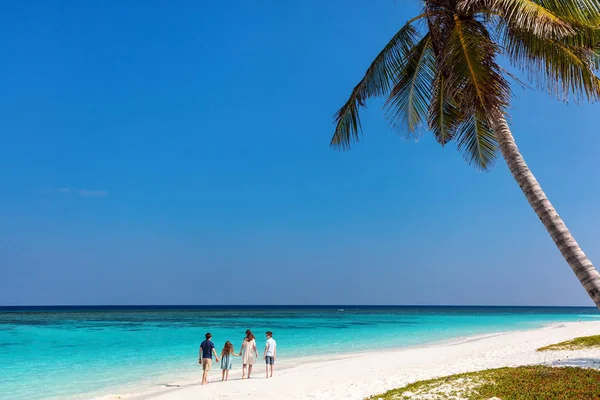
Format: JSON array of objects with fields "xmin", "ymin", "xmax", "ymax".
[{"xmin": 331, "ymin": 0, "xmax": 600, "ymax": 307}]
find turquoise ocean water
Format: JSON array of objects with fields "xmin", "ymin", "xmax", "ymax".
[{"xmin": 1, "ymin": 306, "xmax": 599, "ymax": 399}]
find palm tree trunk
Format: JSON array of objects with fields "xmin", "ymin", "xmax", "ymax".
[{"xmin": 491, "ymin": 115, "xmax": 600, "ymax": 308}]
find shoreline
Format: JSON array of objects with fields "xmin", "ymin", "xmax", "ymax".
[{"xmin": 96, "ymin": 320, "xmax": 600, "ymax": 400}]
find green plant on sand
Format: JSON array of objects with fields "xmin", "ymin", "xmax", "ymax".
[
  {"xmin": 367, "ymin": 366, "xmax": 600, "ymax": 399},
  {"xmin": 537, "ymin": 334, "xmax": 600, "ymax": 351},
  {"xmin": 331, "ymin": 0, "xmax": 600, "ymax": 307}
]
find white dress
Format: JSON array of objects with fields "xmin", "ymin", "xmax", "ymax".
[{"xmin": 242, "ymin": 339, "xmax": 256, "ymax": 365}]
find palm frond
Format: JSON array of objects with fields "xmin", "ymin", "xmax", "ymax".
[
  {"xmin": 499, "ymin": 20, "xmax": 600, "ymax": 101},
  {"xmin": 443, "ymin": 17, "xmax": 511, "ymax": 117},
  {"xmin": 425, "ymin": 6, "xmax": 456, "ymax": 57},
  {"xmin": 330, "ymin": 20, "xmax": 422, "ymax": 149},
  {"xmin": 460, "ymin": 0, "xmax": 577, "ymax": 38},
  {"xmin": 428, "ymin": 75, "xmax": 465, "ymax": 145},
  {"xmin": 384, "ymin": 34, "xmax": 436, "ymax": 138},
  {"xmin": 455, "ymin": 112, "xmax": 499, "ymax": 171},
  {"xmin": 537, "ymin": 0, "xmax": 600, "ymax": 28},
  {"xmin": 558, "ymin": 25, "xmax": 600, "ymax": 54}
]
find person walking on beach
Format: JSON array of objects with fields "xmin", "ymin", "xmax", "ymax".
[
  {"xmin": 220, "ymin": 341, "xmax": 239, "ymax": 381},
  {"xmin": 264, "ymin": 331, "xmax": 277, "ymax": 378},
  {"xmin": 240, "ymin": 329, "xmax": 258, "ymax": 379},
  {"xmin": 199, "ymin": 333, "xmax": 219, "ymax": 385}
]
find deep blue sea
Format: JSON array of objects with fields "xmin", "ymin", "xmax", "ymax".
[{"xmin": 1, "ymin": 306, "xmax": 598, "ymax": 399}]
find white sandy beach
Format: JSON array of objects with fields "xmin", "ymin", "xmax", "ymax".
[{"xmin": 129, "ymin": 321, "xmax": 600, "ymax": 400}]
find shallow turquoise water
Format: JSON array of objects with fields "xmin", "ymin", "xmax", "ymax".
[{"xmin": 1, "ymin": 306, "xmax": 598, "ymax": 399}]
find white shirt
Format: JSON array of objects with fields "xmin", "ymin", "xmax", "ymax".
[{"xmin": 265, "ymin": 338, "xmax": 277, "ymax": 357}]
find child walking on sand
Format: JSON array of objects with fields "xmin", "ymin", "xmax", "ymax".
[
  {"xmin": 220, "ymin": 341, "xmax": 239, "ymax": 381},
  {"xmin": 264, "ymin": 331, "xmax": 277, "ymax": 378}
]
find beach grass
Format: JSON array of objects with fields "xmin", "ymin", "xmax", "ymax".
[
  {"xmin": 367, "ymin": 366, "xmax": 600, "ymax": 399},
  {"xmin": 537, "ymin": 334, "xmax": 600, "ymax": 351}
]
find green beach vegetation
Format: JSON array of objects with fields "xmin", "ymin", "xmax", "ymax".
[
  {"xmin": 538, "ymin": 334, "xmax": 600, "ymax": 351},
  {"xmin": 367, "ymin": 366, "xmax": 600, "ymax": 399},
  {"xmin": 330, "ymin": 0, "xmax": 600, "ymax": 307}
]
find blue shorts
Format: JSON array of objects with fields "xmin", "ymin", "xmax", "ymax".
[{"xmin": 265, "ymin": 356, "xmax": 275, "ymax": 365}]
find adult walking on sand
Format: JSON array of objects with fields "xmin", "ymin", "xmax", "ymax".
[
  {"xmin": 199, "ymin": 333, "xmax": 219, "ymax": 385},
  {"xmin": 240, "ymin": 329, "xmax": 258, "ymax": 379}
]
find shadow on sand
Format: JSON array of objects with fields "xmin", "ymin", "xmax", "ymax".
[{"xmin": 549, "ymin": 357, "xmax": 600, "ymax": 367}]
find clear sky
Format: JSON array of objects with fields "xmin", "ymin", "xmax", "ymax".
[{"xmin": 1, "ymin": 0, "xmax": 599, "ymax": 306}]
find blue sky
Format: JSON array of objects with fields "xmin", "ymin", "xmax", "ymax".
[{"xmin": 1, "ymin": 0, "xmax": 599, "ymax": 306}]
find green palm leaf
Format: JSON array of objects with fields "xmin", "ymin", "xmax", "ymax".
[
  {"xmin": 455, "ymin": 113, "xmax": 499, "ymax": 170},
  {"xmin": 439, "ymin": 18, "xmax": 509, "ymax": 170},
  {"xmin": 443, "ymin": 18, "xmax": 511, "ymax": 117},
  {"xmin": 331, "ymin": 21, "xmax": 421, "ymax": 149},
  {"xmin": 428, "ymin": 75, "xmax": 464, "ymax": 145},
  {"xmin": 384, "ymin": 34, "xmax": 436, "ymax": 138},
  {"xmin": 536, "ymin": 0, "xmax": 600, "ymax": 28},
  {"xmin": 460, "ymin": 0, "xmax": 577, "ymax": 38},
  {"xmin": 499, "ymin": 20, "xmax": 600, "ymax": 101}
]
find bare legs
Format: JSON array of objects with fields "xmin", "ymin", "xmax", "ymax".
[
  {"xmin": 266, "ymin": 363, "xmax": 274, "ymax": 378},
  {"xmin": 221, "ymin": 369, "xmax": 230, "ymax": 381},
  {"xmin": 201, "ymin": 369, "xmax": 208, "ymax": 385},
  {"xmin": 242, "ymin": 364, "xmax": 254, "ymax": 379}
]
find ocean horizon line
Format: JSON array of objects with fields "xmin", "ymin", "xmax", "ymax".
[{"xmin": 0, "ymin": 304, "xmax": 597, "ymax": 310}]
